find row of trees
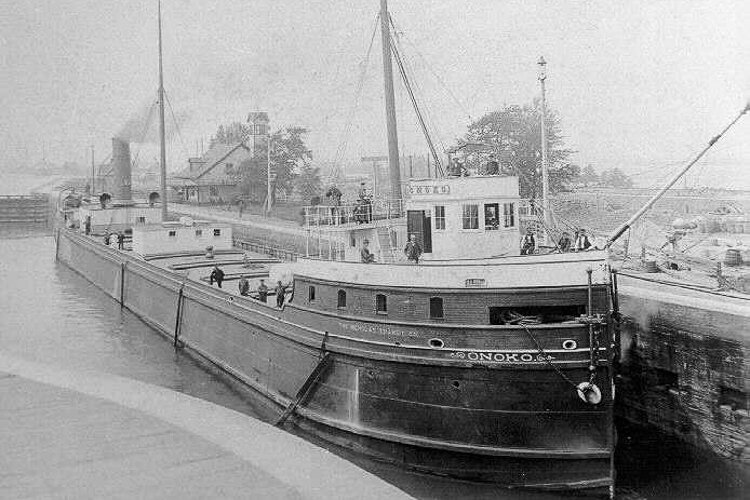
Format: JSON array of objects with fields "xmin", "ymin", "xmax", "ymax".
[{"xmin": 210, "ymin": 101, "xmax": 633, "ymax": 208}]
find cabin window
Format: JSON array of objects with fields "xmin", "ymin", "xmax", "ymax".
[
  {"xmin": 337, "ymin": 290, "xmax": 347, "ymax": 308},
  {"xmin": 503, "ymin": 203, "xmax": 515, "ymax": 227},
  {"xmin": 429, "ymin": 297, "xmax": 444, "ymax": 319},
  {"xmin": 375, "ymin": 294, "xmax": 387, "ymax": 314},
  {"xmin": 209, "ymin": 186, "xmax": 219, "ymax": 196},
  {"xmin": 308, "ymin": 285, "xmax": 316, "ymax": 301},
  {"xmin": 434, "ymin": 206, "xmax": 446, "ymax": 230},
  {"xmin": 213, "ymin": 229, "xmax": 221, "ymax": 237},
  {"xmin": 484, "ymin": 203, "xmax": 499, "ymax": 230},
  {"xmin": 195, "ymin": 229, "xmax": 203, "ymax": 237},
  {"xmin": 136, "ymin": 216, "xmax": 146, "ymax": 224},
  {"xmin": 654, "ymin": 368, "xmax": 678, "ymax": 389},
  {"xmin": 168, "ymin": 230, "xmax": 177, "ymax": 237},
  {"xmin": 224, "ymin": 163, "xmax": 234, "ymax": 174},
  {"xmin": 719, "ymin": 386, "xmax": 747, "ymax": 411},
  {"xmin": 462, "ymin": 204, "xmax": 479, "ymax": 230},
  {"xmin": 350, "ymin": 234, "xmax": 356, "ymax": 247}
]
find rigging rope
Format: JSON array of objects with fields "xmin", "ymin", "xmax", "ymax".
[
  {"xmin": 330, "ymin": 14, "xmax": 380, "ymax": 180},
  {"xmin": 164, "ymin": 90, "xmax": 190, "ymax": 160},
  {"xmin": 389, "ymin": 16, "xmax": 473, "ymax": 124},
  {"xmin": 388, "ymin": 14, "xmax": 444, "ymax": 176}
]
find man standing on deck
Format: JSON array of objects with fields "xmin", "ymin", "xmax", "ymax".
[
  {"xmin": 521, "ymin": 228, "xmax": 536, "ymax": 255},
  {"xmin": 257, "ymin": 279, "xmax": 268, "ymax": 302},
  {"xmin": 238, "ymin": 275, "xmax": 250, "ymax": 296},
  {"xmin": 574, "ymin": 229, "xmax": 591, "ymax": 252},
  {"xmin": 275, "ymin": 281, "xmax": 286, "ymax": 308},
  {"xmin": 361, "ymin": 239, "xmax": 376, "ymax": 263},
  {"xmin": 557, "ymin": 231, "xmax": 573, "ymax": 252},
  {"xmin": 209, "ymin": 266, "xmax": 225, "ymax": 288},
  {"xmin": 404, "ymin": 234, "xmax": 423, "ymax": 264},
  {"xmin": 485, "ymin": 154, "xmax": 499, "ymax": 175}
]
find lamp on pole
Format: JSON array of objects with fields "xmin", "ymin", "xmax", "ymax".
[{"xmin": 538, "ymin": 56, "xmax": 551, "ymax": 237}]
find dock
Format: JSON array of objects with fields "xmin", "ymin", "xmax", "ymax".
[{"xmin": 0, "ymin": 353, "xmax": 411, "ymax": 499}]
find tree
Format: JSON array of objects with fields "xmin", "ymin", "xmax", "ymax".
[
  {"xmin": 599, "ymin": 167, "xmax": 633, "ymax": 188},
  {"xmin": 461, "ymin": 99, "xmax": 579, "ymax": 198},
  {"xmin": 236, "ymin": 126, "xmax": 313, "ymax": 206},
  {"xmin": 579, "ymin": 164, "xmax": 600, "ymax": 186},
  {"xmin": 294, "ymin": 163, "xmax": 322, "ymax": 202},
  {"xmin": 210, "ymin": 122, "xmax": 249, "ymax": 147}
]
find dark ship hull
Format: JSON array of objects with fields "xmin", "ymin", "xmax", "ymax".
[{"xmin": 56, "ymin": 228, "xmax": 616, "ymax": 492}]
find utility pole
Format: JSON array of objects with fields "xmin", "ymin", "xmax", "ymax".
[
  {"xmin": 90, "ymin": 145, "xmax": 95, "ymax": 196},
  {"xmin": 538, "ymin": 56, "xmax": 551, "ymax": 237},
  {"xmin": 380, "ymin": 0, "xmax": 401, "ymax": 203},
  {"xmin": 157, "ymin": 0, "xmax": 168, "ymax": 222},
  {"xmin": 266, "ymin": 130, "xmax": 272, "ymax": 215}
]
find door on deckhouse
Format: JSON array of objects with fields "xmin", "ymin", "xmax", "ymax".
[{"xmin": 407, "ymin": 210, "xmax": 432, "ymax": 253}]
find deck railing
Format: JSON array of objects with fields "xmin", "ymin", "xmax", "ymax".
[{"xmin": 303, "ymin": 198, "xmax": 404, "ymax": 228}]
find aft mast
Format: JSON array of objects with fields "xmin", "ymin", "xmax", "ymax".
[
  {"xmin": 380, "ymin": 0, "xmax": 402, "ymax": 204},
  {"xmin": 157, "ymin": 0, "xmax": 168, "ymax": 222}
]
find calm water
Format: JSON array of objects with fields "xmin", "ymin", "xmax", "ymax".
[{"xmin": 0, "ymin": 225, "xmax": 745, "ymax": 499}]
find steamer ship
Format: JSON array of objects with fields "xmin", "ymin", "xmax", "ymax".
[{"xmin": 54, "ymin": 0, "xmax": 619, "ymax": 494}]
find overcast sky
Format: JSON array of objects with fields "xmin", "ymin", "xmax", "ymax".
[{"xmin": 1, "ymin": 0, "xmax": 748, "ymax": 183}]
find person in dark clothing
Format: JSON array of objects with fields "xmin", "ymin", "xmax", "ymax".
[
  {"xmin": 557, "ymin": 231, "xmax": 573, "ymax": 252},
  {"xmin": 257, "ymin": 279, "xmax": 268, "ymax": 302},
  {"xmin": 84, "ymin": 216, "xmax": 91, "ymax": 235},
  {"xmin": 209, "ymin": 266, "xmax": 225, "ymax": 288},
  {"xmin": 103, "ymin": 231, "xmax": 111, "ymax": 246},
  {"xmin": 574, "ymin": 229, "xmax": 592, "ymax": 252},
  {"xmin": 117, "ymin": 232, "xmax": 124, "ymax": 250},
  {"xmin": 360, "ymin": 239, "xmax": 376, "ymax": 263},
  {"xmin": 275, "ymin": 281, "xmax": 286, "ymax": 308},
  {"xmin": 238, "ymin": 276, "xmax": 250, "ymax": 296},
  {"xmin": 520, "ymin": 229, "xmax": 536, "ymax": 255},
  {"xmin": 404, "ymin": 234, "xmax": 423, "ymax": 264},
  {"xmin": 485, "ymin": 154, "xmax": 499, "ymax": 175}
]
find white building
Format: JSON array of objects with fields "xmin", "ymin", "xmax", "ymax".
[{"xmin": 131, "ymin": 219, "xmax": 233, "ymax": 258}]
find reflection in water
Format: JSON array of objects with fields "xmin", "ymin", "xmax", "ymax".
[{"xmin": 0, "ymin": 228, "xmax": 744, "ymax": 499}]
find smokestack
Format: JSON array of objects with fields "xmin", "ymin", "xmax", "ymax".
[{"xmin": 111, "ymin": 137, "xmax": 133, "ymax": 205}]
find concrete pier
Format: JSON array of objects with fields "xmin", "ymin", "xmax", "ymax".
[{"xmin": 0, "ymin": 354, "xmax": 410, "ymax": 499}]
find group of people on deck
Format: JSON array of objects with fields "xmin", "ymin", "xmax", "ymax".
[
  {"xmin": 361, "ymin": 233, "xmax": 423, "ymax": 264},
  {"xmin": 447, "ymin": 154, "xmax": 504, "ymax": 177},
  {"xmin": 521, "ymin": 228, "xmax": 592, "ymax": 255},
  {"xmin": 210, "ymin": 267, "xmax": 287, "ymax": 308}
]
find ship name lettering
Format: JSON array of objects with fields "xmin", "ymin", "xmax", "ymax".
[{"xmin": 463, "ymin": 351, "xmax": 541, "ymax": 363}]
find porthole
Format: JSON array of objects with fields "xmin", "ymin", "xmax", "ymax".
[
  {"xmin": 562, "ymin": 339, "xmax": 578, "ymax": 350},
  {"xmin": 452, "ymin": 380, "xmax": 461, "ymax": 389},
  {"xmin": 428, "ymin": 338, "xmax": 445, "ymax": 349}
]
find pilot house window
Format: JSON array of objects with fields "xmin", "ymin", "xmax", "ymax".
[
  {"xmin": 337, "ymin": 290, "xmax": 347, "ymax": 308},
  {"xmin": 375, "ymin": 294, "xmax": 387, "ymax": 314},
  {"xmin": 434, "ymin": 206, "xmax": 445, "ymax": 230},
  {"xmin": 484, "ymin": 203, "xmax": 499, "ymax": 230},
  {"xmin": 462, "ymin": 204, "xmax": 479, "ymax": 229},
  {"xmin": 308, "ymin": 286, "xmax": 316, "ymax": 301},
  {"xmin": 503, "ymin": 203, "xmax": 515, "ymax": 228},
  {"xmin": 429, "ymin": 297, "xmax": 444, "ymax": 319}
]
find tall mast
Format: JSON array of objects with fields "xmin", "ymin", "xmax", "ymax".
[
  {"xmin": 157, "ymin": 0, "xmax": 168, "ymax": 221},
  {"xmin": 380, "ymin": 0, "xmax": 401, "ymax": 203},
  {"xmin": 538, "ymin": 56, "xmax": 551, "ymax": 233}
]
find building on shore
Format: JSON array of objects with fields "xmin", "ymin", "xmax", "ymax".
[{"xmin": 171, "ymin": 142, "xmax": 252, "ymax": 205}]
